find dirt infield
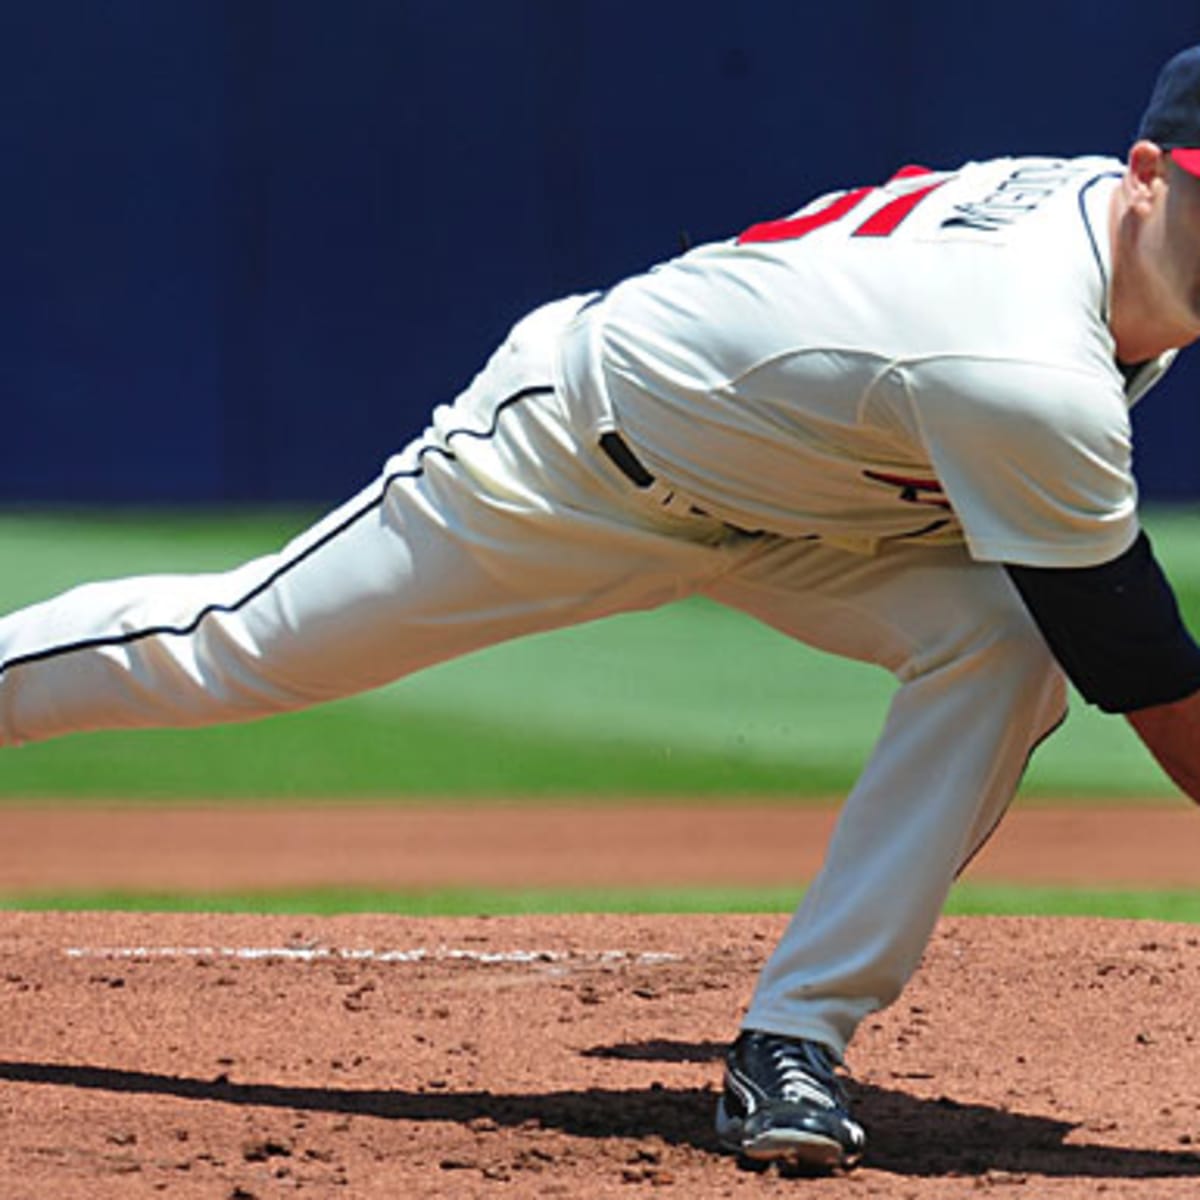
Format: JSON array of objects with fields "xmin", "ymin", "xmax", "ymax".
[
  {"xmin": 5, "ymin": 802, "xmax": 1200, "ymax": 893},
  {"xmin": 3, "ymin": 803, "xmax": 1200, "ymax": 1198}
]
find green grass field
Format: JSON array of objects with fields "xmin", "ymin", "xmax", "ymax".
[
  {"xmin": 1, "ymin": 505, "xmax": 1199, "ymax": 917},
  {"xmin": 1, "ymin": 505, "xmax": 1198, "ymax": 804},
  {"xmin": 3, "ymin": 883, "xmax": 1199, "ymax": 921}
]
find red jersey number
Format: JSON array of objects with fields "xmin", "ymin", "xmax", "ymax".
[{"xmin": 737, "ymin": 166, "xmax": 945, "ymax": 245}]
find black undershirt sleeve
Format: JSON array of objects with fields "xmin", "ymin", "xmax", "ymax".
[{"xmin": 1004, "ymin": 531, "xmax": 1200, "ymax": 714}]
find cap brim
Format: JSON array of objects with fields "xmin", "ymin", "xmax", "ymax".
[{"xmin": 1170, "ymin": 148, "xmax": 1200, "ymax": 176}]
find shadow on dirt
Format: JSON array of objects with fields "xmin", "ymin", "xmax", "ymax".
[
  {"xmin": 581, "ymin": 1038, "xmax": 727, "ymax": 1063},
  {"xmin": 855, "ymin": 1084, "xmax": 1200, "ymax": 1179},
  {"xmin": 2, "ymin": 1053, "xmax": 1198, "ymax": 1180}
]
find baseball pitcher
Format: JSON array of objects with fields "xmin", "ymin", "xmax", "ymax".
[{"xmin": 5, "ymin": 42, "xmax": 1200, "ymax": 1176}]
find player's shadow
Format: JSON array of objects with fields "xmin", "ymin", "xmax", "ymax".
[
  {"xmin": 580, "ymin": 1037, "xmax": 727, "ymax": 1063},
  {"xmin": 1, "ymin": 1048, "xmax": 1198, "ymax": 1181}
]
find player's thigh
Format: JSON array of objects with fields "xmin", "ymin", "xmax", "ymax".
[
  {"xmin": 705, "ymin": 536, "xmax": 1044, "ymax": 677},
  {"xmin": 231, "ymin": 463, "xmax": 723, "ymax": 700}
]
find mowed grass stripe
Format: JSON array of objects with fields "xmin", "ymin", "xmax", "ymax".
[
  {"xmin": 4, "ymin": 883, "xmax": 1200, "ymax": 921},
  {"xmin": 0, "ymin": 506, "xmax": 1198, "ymax": 799}
]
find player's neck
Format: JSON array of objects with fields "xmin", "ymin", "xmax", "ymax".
[{"xmin": 1109, "ymin": 285, "xmax": 1194, "ymax": 362}]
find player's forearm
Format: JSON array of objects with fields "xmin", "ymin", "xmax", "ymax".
[{"xmin": 1127, "ymin": 688, "xmax": 1200, "ymax": 802}]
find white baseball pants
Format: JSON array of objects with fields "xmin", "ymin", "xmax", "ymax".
[{"xmin": 0, "ymin": 296, "xmax": 1066, "ymax": 1055}]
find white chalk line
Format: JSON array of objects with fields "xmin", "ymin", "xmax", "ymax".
[{"xmin": 64, "ymin": 945, "xmax": 682, "ymax": 966}]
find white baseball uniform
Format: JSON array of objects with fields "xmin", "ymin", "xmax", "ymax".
[{"xmin": 0, "ymin": 154, "xmax": 1168, "ymax": 1056}]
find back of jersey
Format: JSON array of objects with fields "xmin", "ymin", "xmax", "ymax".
[{"xmin": 583, "ymin": 155, "xmax": 1132, "ymax": 551}]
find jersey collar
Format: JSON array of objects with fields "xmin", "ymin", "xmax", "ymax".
[{"xmin": 1078, "ymin": 170, "xmax": 1120, "ymax": 325}]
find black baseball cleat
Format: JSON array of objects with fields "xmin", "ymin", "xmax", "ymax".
[{"xmin": 715, "ymin": 1030, "xmax": 866, "ymax": 1172}]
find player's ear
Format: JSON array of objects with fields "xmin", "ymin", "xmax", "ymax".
[{"xmin": 1125, "ymin": 140, "xmax": 1169, "ymax": 214}]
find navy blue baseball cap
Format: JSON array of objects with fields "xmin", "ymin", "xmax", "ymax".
[{"xmin": 1139, "ymin": 46, "xmax": 1200, "ymax": 176}]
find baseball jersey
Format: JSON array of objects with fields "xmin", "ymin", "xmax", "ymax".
[{"xmin": 559, "ymin": 155, "xmax": 1175, "ymax": 566}]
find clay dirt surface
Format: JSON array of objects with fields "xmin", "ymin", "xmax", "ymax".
[{"xmin": 2, "ymin": 803, "xmax": 1200, "ymax": 1199}]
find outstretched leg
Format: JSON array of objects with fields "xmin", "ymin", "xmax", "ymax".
[{"xmin": 0, "ymin": 298, "xmax": 741, "ymax": 746}]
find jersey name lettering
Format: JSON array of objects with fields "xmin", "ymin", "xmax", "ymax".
[{"xmin": 941, "ymin": 161, "xmax": 1076, "ymax": 232}]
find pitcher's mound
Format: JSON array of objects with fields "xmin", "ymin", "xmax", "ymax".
[{"xmin": 1, "ymin": 910, "xmax": 1198, "ymax": 1197}]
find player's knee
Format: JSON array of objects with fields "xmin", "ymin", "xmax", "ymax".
[
  {"xmin": 903, "ymin": 583, "xmax": 1060, "ymax": 689},
  {"xmin": 978, "ymin": 600, "xmax": 1068, "ymax": 721}
]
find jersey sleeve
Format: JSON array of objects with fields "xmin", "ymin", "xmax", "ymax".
[{"xmin": 903, "ymin": 357, "xmax": 1138, "ymax": 567}]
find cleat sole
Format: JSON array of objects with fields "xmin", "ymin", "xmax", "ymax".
[{"xmin": 716, "ymin": 1098, "xmax": 859, "ymax": 1173}]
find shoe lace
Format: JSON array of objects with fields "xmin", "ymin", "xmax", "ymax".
[{"xmin": 767, "ymin": 1039, "xmax": 846, "ymax": 1110}]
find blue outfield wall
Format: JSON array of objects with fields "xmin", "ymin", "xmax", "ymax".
[{"xmin": 3, "ymin": 1, "xmax": 1200, "ymax": 504}]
